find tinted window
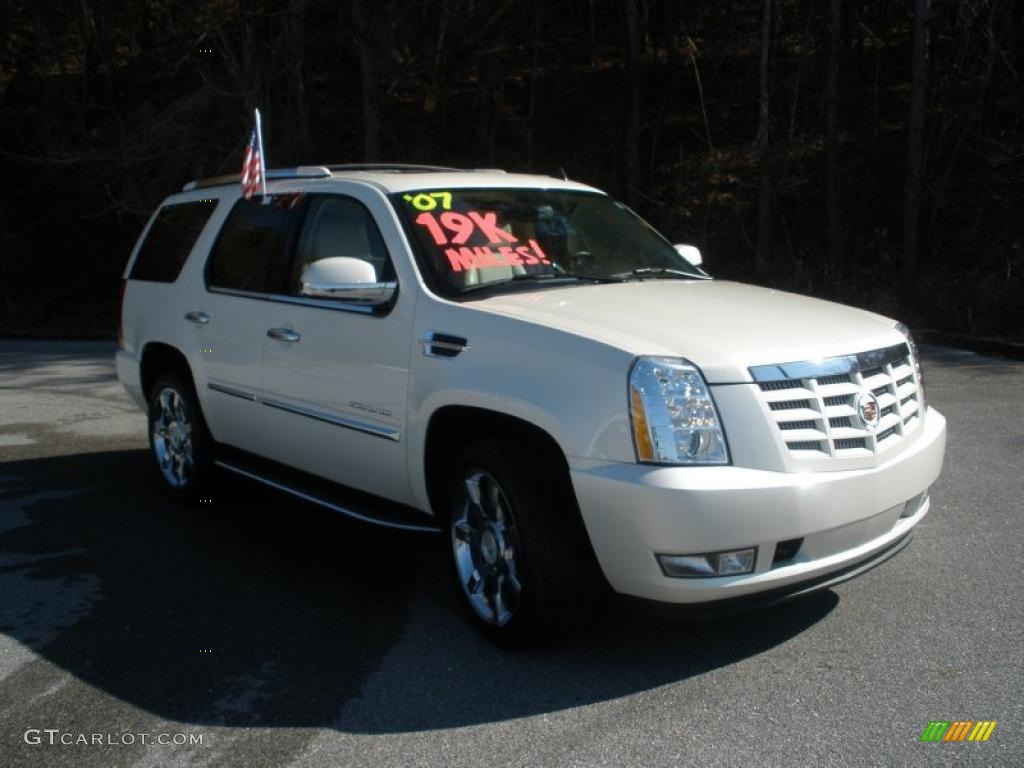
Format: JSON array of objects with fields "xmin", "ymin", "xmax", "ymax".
[
  {"xmin": 130, "ymin": 201, "xmax": 216, "ymax": 283},
  {"xmin": 289, "ymin": 195, "xmax": 395, "ymax": 294},
  {"xmin": 208, "ymin": 195, "xmax": 305, "ymax": 293}
]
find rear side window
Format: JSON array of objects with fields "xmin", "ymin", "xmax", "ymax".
[
  {"xmin": 207, "ymin": 195, "xmax": 305, "ymax": 294},
  {"xmin": 129, "ymin": 200, "xmax": 216, "ymax": 283}
]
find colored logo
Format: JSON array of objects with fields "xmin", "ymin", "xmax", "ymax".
[
  {"xmin": 855, "ymin": 390, "xmax": 880, "ymax": 429},
  {"xmin": 920, "ymin": 720, "xmax": 997, "ymax": 742}
]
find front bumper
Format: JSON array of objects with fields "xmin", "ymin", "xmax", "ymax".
[{"xmin": 569, "ymin": 407, "xmax": 946, "ymax": 604}]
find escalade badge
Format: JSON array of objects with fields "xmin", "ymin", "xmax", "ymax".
[{"xmin": 856, "ymin": 390, "xmax": 881, "ymax": 429}]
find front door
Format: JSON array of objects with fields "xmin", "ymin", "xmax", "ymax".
[{"xmin": 258, "ymin": 191, "xmax": 414, "ymax": 504}]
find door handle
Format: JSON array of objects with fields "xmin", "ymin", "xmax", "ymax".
[
  {"xmin": 267, "ymin": 327, "xmax": 301, "ymax": 343},
  {"xmin": 185, "ymin": 311, "xmax": 210, "ymax": 325}
]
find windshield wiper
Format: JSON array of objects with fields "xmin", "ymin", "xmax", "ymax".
[
  {"xmin": 611, "ymin": 267, "xmax": 707, "ymax": 280},
  {"xmin": 458, "ymin": 273, "xmax": 625, "ymax": 294},
  {"xmin": 555, "ymin": 273, "xmax": 629, "ymax": 283}
]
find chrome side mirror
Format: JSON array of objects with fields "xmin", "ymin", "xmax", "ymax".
[
  {"xmin": 674, "ymin": 244, "xmax": 703, "ymax": 267},
  {"xmin": 299, "ymin": 257, "xmax": 396, "ymax": 306}
]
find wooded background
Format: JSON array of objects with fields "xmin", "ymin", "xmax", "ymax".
[{"xmin": 1, "ymin": 0, "xmax": 1021, "ymax": 338}]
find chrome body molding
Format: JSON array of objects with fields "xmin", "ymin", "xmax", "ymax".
[
  {"xmin": 207, "ymin": 381, "xmax": 258, "ymax": 402},
  {"xmin": 748, "ymin": 343, "xmax": 910, "ymax": 383},
  {"xmin": 213, "ymin": 460, "xmax": 437, "ymax": 532},
  {"xmin": 261, "ymin": 395, "xmax": 401, "ymax": 441},
  {"xmin": 206, "ymin": 286, "xmax": 375, "ymax": 315},
  {"xmin": 206, "ymin": 382, "xmax": 399, "ymax": 441}
]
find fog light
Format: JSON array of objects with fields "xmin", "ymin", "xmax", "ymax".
[{"xmin": 657, "ymin": 548, "xmax": 757, "ymax": 578}]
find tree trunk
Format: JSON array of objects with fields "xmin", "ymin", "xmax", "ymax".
[
  {"xmin": 787, "ymin": 0, "xmax": 814, "ymax": 142},
  {"xmin": 358, "ymin": 49, "xmax": 381, "ymax": 162},
  {"xmin": 903, "ymin": 0, "xmax": 930, "ymax": 282},
  {"xmin": 351, "ymin": 2, "xmax": 383, "ymax": 162},
  {"xmin": 623, "ymin": 0, "xmax": 642, "ymax": 206},
  {"xmin": 287, "ymin": 0, "xmax": 311, "ymax": 161},
  {"xmin": 526, "ymin": 1, "xmax": 542, "ymax": 168},
  {"xmin": 756, "ymin": 0, "xmax": 773, "ymax": 274},
  {"xmin": 825, "ymin": 0, "xmax": 842, "ymax": 271}
]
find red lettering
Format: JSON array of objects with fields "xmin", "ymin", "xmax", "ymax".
[
  {"xmin": 416, "ymin": 212, "xmax": 448, "ymax": 246},
  {"xmin": 445, "ymin": 247, "xmax": 478, "ymax": 272},
  {"xmin": 498, "ymin": 246, "xmax": 522, "ymax": 266},
  {"xmin": 419, "ymin": 209, "xmax": 524, "ymax": 254},
  {"xmin": 468, "ymin": 211, "xmax": 518, "ymax": 244},
  {"xmin": 529, "ymin": 238, "xmax": 551, "ymax": 264},
  {"xmin": 471, "ymin": 247, "xmax": 495, "ymax": 267},
  {"xmin": 475, "ymin": 247, "xmax": 498, "ymax": 268},
  {"xmin": 440, "ymin": 212, "xmax": 475, "ymax": 245},
  {"xmin": 516, "ymin": 246, "xmax": 538, "ymax": 266}
]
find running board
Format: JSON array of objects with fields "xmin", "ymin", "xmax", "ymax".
[{"xmin": 213, "ymin": 451, "xmax": 440, "ymax": 534}]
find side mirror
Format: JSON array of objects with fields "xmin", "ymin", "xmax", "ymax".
[
  {"xmin": 300, "ymin": 257, "xmax": 396, "ymax": 306},
  {"xmin": 674, "ymin": 244, "xmax": 703, "ymax": 267}
]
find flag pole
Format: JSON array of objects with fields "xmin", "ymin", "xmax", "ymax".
[{"xmin": 254, "ymin": 108, "xmax": 267, "ymax": 198}]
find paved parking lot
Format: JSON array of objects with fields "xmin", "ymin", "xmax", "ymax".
[{"xmin": 0, "ymin": 340, "xmax": 1021, "ymax": 767}]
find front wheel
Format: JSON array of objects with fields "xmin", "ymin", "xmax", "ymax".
[
  {"xmin": 445, "ymin": 439, "xmax": 598, "ymax": 647},
  {"xmin": 147, "ymin": 370, "xmax": 214, "ymax": 501}
]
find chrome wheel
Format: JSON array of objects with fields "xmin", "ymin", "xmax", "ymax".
[
  {"xmin": 451, "ymin": 470, "xmax": 523, "ymax": 627},
  {"xmin": 151, "ymin": 386, "xmax": 194, "ymax": 489}
]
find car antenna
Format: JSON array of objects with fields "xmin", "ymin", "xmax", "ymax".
[{"xmin": 556, "ymin": 166, "xmax": 569, "ymax": 180}]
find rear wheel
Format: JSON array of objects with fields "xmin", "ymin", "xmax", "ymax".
[
  {"xmin": 445, "ymin": 439, "xmax": 597, "ymax": 647},
  {"xmin": 147, "ymin": 369, "xmax": 214, "ymax": 501}
]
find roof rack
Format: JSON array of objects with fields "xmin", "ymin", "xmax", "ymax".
[
  {"xmin": 182, "ymin": 163, "xmax": 510, "ymax": 192},
  {"xmin": 182, "ymin": 166, "xmax": 332, "ymax": 192},
  {"xmin": 328, "ymin": 164, "xmax": 508, "ymax": 174},
  {"xmin": 326, "ymin": 163, "xmax": 460, "ymax": 173}
]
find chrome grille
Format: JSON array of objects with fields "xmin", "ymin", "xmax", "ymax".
[{"xmin": 750, "ymin": 343, "xmax": 922, "ymax": 457}]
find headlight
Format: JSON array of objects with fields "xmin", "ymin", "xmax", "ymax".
[
  {"xmin": 629, "ymin": 357, "xmax": 729, "ymax": 465},
  {"xmin": 896, "ymin": 322, "xmax": 926, "ymax": 409}
]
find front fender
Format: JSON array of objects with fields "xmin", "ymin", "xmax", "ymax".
[{"xmin": 406, "ymin": 300, "xmax": 637, "ymax": 512}]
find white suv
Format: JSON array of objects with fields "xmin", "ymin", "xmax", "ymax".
[{"xmin": 117, "ymin": 164, "xmax": 947, "ymax": 646}]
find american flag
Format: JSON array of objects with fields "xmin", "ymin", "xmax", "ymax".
[{"xmin": 240, "ymin": 112, "xmax": 264, "ymax": 199}]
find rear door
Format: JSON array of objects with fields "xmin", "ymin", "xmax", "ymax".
[
  {"xmin": 198, "ymin": 195, "xmax": 304, "ymax": 450},
  {"xmin": 257, "ymin": 188, "xmax": 415, "ymax": 504},
  {"xmin": 121, "ymin": 198, "xmax": 219, "ymax": 410}
]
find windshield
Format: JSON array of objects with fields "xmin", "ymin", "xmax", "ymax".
[{"xmin": 391, "ymin": 188, "xmax": 707, "ymax": 297}]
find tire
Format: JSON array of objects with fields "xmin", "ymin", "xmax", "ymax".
[
  {"xmin": 147, "ymin": 368, "xmax": 215, "ymax": 502},
  {"xmin": 443, "ymin": 438, "xmax": 598, "ymax": 647}
]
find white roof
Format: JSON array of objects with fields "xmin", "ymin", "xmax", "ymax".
[
  {"xmin": 181, "ymin": 166, "xmax": 601, "ymax": 196},
  {"xmin": 324, "ymin": 169, "xmax": 599, "ymax": 195}
]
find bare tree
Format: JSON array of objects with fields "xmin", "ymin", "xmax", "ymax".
[
  {"xmin": 285, "ymin": 0, "xmax": 311, "ymax": 161},
  {"xmin": 903, "ymin": 0, "xmax": 930, "ymax": 281},
  {"xmin": 351, "ymin": 1, "xmax": 386, "ymax": 162},
  {"xmin": 825, "ymin": 0, "xmax": 842, "ymax": 271},
  {"xmin": 757, "ymin": 0, "xmax": 773, "ymax": 273},
  {"xmin": 624, "ymin": 0, "xmax": 643, "ymax": 206}
]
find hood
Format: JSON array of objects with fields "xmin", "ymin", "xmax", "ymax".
[{"xmin": 467, "ymin": 280, "xmax": 903, "ymax": 383}]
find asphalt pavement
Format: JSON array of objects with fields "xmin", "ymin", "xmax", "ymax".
[{"xmin": 0, "ymin": 340, "xmax": 1021, "ymax": 767}]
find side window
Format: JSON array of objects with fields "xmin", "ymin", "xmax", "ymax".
[
  {"xmin": 208, "ymin": 196, "xmax": 304, "ymax": 293},
  {"xmin": 130, "ymin": 200, "xmax": 216, "ymax": 283},
  {"xmin": 289, "ymin": 195, "xmax": 395, "ymax": 294}
]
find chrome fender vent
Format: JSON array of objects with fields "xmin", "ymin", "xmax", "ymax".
[{"xmin": 421, "ymin": 331, "xmax": 468, "ymax": 358}]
